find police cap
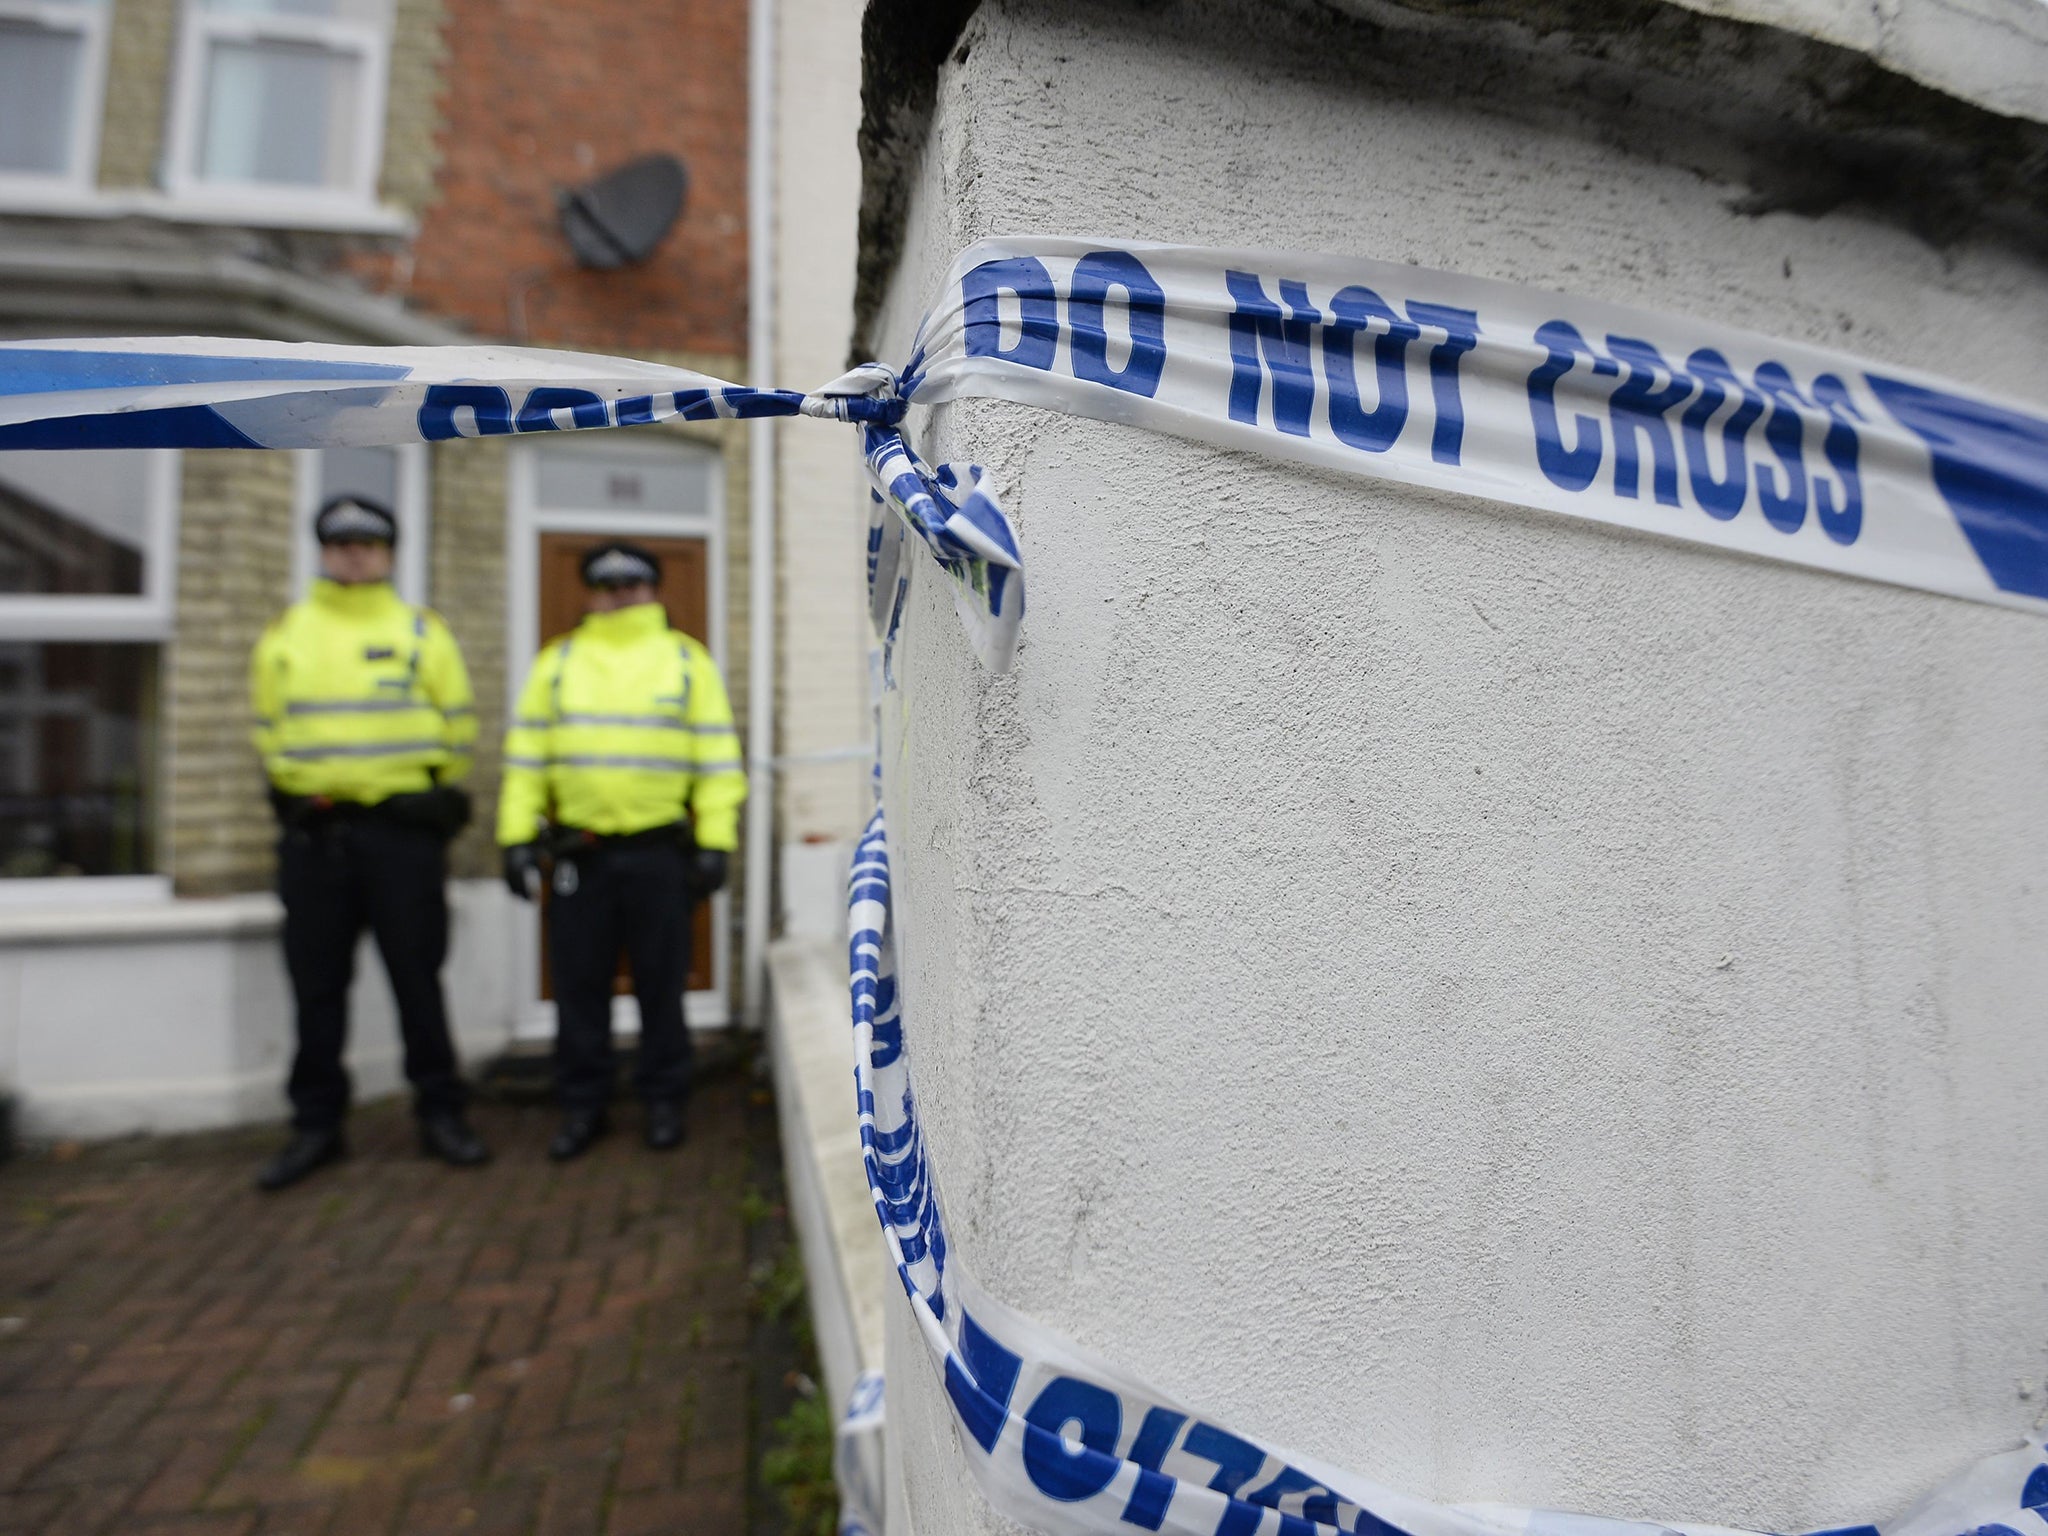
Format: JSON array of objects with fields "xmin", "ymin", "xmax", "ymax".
[
  {"xmin": 313, "ymin": 495, "xmax": 398, "ymax": 546},
  {"xmin": 579, "ymin": 540, "xmax": 662, "ymax": 589}
]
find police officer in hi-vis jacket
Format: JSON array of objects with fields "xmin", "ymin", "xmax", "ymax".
[
  {"xmin": 498, "ymin": 541, "xmax": 745, "ymax": 1162},
  {"xmin": 250, "ymin": 496, "xmax": 490, "ymax": 1190}
]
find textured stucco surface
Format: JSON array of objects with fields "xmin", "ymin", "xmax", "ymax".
[
  {"xmin": 1649, "ymin": 0, "xmax": 2048, "ymax": 121},
  {"xmin": 865, "ymin": 3, "xmax": 2048, "ymax": 1533}
]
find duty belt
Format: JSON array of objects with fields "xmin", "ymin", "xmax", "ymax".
[{"xmin": 545, "ymin": 821, "xmax": 690, "ymax": 856}]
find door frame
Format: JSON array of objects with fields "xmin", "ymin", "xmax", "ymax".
[{"xmin": 505, "ymin": 436, "xmax": 732, "ymax": 1036}]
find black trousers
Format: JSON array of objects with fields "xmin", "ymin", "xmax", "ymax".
[
  {"xmin": 278, "ymin": 815, "xmax": 466, "ymax": 1131},
  {"xmin": 549, "ymin": 838, "xmax": 695, "ymax": 1112}
]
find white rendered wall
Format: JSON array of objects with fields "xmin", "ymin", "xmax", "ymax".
[
  {"xmin": 1648, "ymin": 0, "xmax": 2048, "ymax": 122},
  {"xmin": 771, "ymin": 0, "xmax": 873, "ymax": 937},
  {"xmin": 865, "ymin": 3, "xmax": 2048, "ymax": 1533},
  {"xmin": 0, "ymin": 880, "xmax": 519, "ymax": 1138}
]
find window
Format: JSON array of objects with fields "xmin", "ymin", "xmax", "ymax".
[
  {"xmin": 0, "ymin": 0, "xmax": 110, "ymax": 193},
  {"xmin": 293, "ymin": 445, "xmax": 429, "ymax": 602},
  {"xmin": 166, "ymin": 0, "xmax": 389, "ymax": 208},
  {"xmin": 0, "ymin": 643, "xmax": 156, "ymax": 877},
  {"xmin": 0, "ymin": 451, "xmax": 177, "ymax": 880}
]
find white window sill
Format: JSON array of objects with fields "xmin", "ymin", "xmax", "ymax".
[
  {"xmin": 0, "ymin": 887, "xmax": 287, "ymax": 945},
  {"xmin": 0, "ymin": 185, "xmax": 413, "ymax": 236},
  {"xmin": 0, "ymin": 875, "xmax": 171, "ymax": 910}
]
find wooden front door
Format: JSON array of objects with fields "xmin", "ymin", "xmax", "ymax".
[{"xmin": 535, "ymin": 531, "xmax": 715, "ymax": 1000}]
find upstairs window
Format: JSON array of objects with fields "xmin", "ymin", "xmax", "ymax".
[
  {"xmin": 166, "ymin": 0, "xmax": 389, "ymax": 207},
  {"xmin": 0, "ymin": 0, "xmax": 110, "ymax": 193}
]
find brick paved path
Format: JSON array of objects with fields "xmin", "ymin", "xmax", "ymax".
[{"xmin": 0, "ymin": 1065, "xmax": 793, "ymax": 1536}]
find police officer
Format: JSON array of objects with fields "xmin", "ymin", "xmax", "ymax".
[
  {"xmin": 498, "ymin": 541, "xmax": 745, "ymax": 1161},
  {"xmin": 249, "ymin": 496, "xmax": 490, "ymax": 1190}
]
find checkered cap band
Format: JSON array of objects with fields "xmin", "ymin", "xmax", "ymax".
[
  {"xmin": 314, "ymin": 498, "xmax": 397, "ymax": 545},
  {"xmin": 581, "ymin": 546, "xmax": 660, "ymax": 587}
]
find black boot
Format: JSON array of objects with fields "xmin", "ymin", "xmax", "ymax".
[
  {"xmin": 256, "ymin": 1127, "xmax": 346, "ymax": 1191},
  {"xmin": 419, "ymin": 1112, "xmax": 490, "ymax": 1167},
  {"xmin": 643, "ymin": 1101, "xmax": 686, "ymax": 1151},
  {"xmin": 548, "ymin": 1109, "xmax": 608, "ymax": 1162}
]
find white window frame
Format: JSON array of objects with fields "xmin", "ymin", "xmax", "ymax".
[
  {"xmin": 291, "ymin": 444, "xmax": 430, "ymax": 605},
  {"xmin": 0, "ymin": 447, "xmax": 178, "ymax": 898},
  {"xmin": 0, "ymin": 449, "xmax": 180, "ymax": 643},
  {"xmin": 0, "ymin": 0, "xmax": 113, "ymax": 203},
  {"xmin": 505, "ymin": 436, "xmax": 732, "ymax": 1034},
  {"xmin": 162, "ymin": 0, "xmax": 391, "ymax": 217}
]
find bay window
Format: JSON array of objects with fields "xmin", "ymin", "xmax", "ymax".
[
  {"xmin": 0, "ymin": 452, "xmax": 177, "ymax": 882},
  {"xmin": 0, "ymin": 0, "xmax": 110, "ymax": 193}
]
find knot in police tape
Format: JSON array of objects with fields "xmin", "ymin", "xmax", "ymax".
[
  {"xmin": 798, "ymin": 362, "xmax": 910, "ymax": 427},
  {"xmin": 801, "ymin": 360, "xmax": 1025, "ymax": 669}
]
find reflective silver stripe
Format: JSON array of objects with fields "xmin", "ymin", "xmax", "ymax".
[
  {"xmin": 501, "ymin": 754, "xmax": 742, "ymax": 772},
  {"xmin": 547, "ymin": 754, "xmax": 693, "ymax": 771},
  {"xmin": 284, "ymin": 699, "xmax": 434, "ymax": 715},
  {"xmin": 512, "ymin": 716, "xmax": 553, "ymax": 730},
  {"xmin": 549, "ymin": 638, "xmax": 572, "ymax": 719},
  {"xmin": 278, "ymin": 740, "xmax": 447, "ymax": 760},
  {"xmin": 556, "ymin": 712, "xmax": 695, "ymax": 730},
  {"xmin": 443, "ymin": 705, "xmax": 477, "ymax": 717}
]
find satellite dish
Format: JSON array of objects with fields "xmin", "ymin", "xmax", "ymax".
[{"xmin": 559, "ymin": 153, "xmax": 688, "ymax": 269}]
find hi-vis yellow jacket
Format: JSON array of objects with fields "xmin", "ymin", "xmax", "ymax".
[
  {"xmin": 250, "ymin": 580, "xmax": 477, "ymax": 803},
  {"xmin": 496, "ymin": 602, "xmax": 746, "ymax": 851}
]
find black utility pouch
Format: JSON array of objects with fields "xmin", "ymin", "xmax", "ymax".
[
  {"xmin": 267, "ymin": 786, "xmax": 315, "ymax": 827},
  {"xmin": 380, "ymin": 785, "xmax": 472, "ymax": 840}
]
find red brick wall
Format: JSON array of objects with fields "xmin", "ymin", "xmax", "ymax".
[{"xmin": 393, "ymin": 0, "xmax": 748, "ymax": 356}]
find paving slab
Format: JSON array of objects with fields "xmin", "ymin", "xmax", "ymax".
[{"xmin": 0, "ymin": 1061, "xmax": 797, "ymax": 1536}]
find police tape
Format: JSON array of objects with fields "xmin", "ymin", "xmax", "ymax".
[
  {"xmin": 899, "ymin": 238, "xmax": 2048, "ymax": 622},
  {"xmin": 837, "ymin": 1369, "xmax": 887, "ymax": 1536},
  {"xmin": 3, "ymin": 237, "xmax": 2046, "ymax": 680},
  {"xmin": 0, "ymin": 338, "xmax": 1024, "ymax": 672},
  {"xmin": 4, "ymin": 249, "xmax": 2047, "ymax": 1533},
  {"xmin": 848, "ymin": 806, "xmax": 2048, "ymax": 1536}
]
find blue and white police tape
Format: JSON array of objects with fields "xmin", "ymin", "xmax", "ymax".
[
  {"xmin": 848, "ymin": 806, "xmax": 2048, "ymax": 1536},
  {"xmin": 837, "ymin": 1370, "xmax": 887, "ymax": 1536},
  {"xmin": 898, "ymin": 237, "xmax": 2048, "ymax": 618},
  {"xmin": 863, "ymin": 426, "xmax": 1020, "ymax": 673},
  {"xmin": 0, "ymin": 337, "xmax": 1021, "ymax": 667},
  {"xmin": 6, "ymin": 236, "xmax": 2047, "ymax": 679}
]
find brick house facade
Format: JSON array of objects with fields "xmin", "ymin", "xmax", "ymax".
[{"xmin": 0, "ymin": 0, "xmax": 801, "ymax": 1134}]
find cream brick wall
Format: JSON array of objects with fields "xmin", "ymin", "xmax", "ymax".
[
  {"xmin": 98, "ymin": 0, "xmax": 175, "ymax": 191},
  {"xmin": 380, "ymin": 0, "xmax": 448, "ymax": 218},
  {"xmin": 164, "ymin": 450, "xmax": 295, "ymax": 896},
  {"xmin": 427, "ymin": 436, "xmax": 507, "ymax": 881}
]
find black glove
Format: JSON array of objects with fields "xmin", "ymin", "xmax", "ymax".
[
  {"xmin": 503, "ymin": 843, "xmax": 543, "ymax": 901},
  {"xmin": 689, "ymin": 848, "xmax": 729, "ymax": 898}
]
